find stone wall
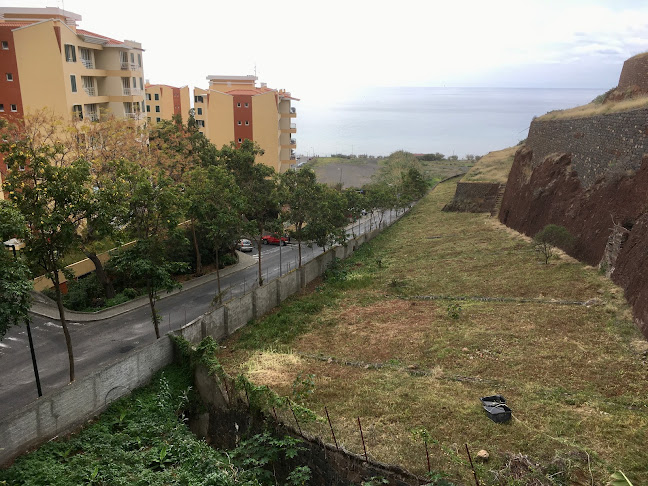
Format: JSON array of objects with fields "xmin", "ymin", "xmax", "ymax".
[
  {"xmin": 500, "ymin": 111, "xmax": 648, "ymax": 339},
  {"xmin": 443, "ymin": 181, "xmax": 502, "ymax": 213},
  {"xmin": 618, "ymin": 53, "xmax": 648, "ymax": 92},
  {"xmin": 526, "ymin": 109, "xmax": 648, "ymax": 187}
]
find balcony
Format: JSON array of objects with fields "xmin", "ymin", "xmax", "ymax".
[
  {"xmin": 120, "ymin": 62, "xmax": 139, "ymax": 71},
  {"xmin": 290, "ymin": 123, "xmax": 296, "ymax": 129},
  {"xmin": 81, "ymin": 59, "xmax": 94, "ymax": 69},
  {"xmin": 125, "ymin": 112, "xmax": 144, "ymax": 120},
  {"xmin": 290, "ymin": 107, "xmax": 296, "ymax": 114},
  {"xmin": 86, "ymin": 112, "xmax": 99, "ymax": 122},
  {"xmin": 123, "ymin": 88, "xmax": 142, "ymax": 96},
  {"xmin": 84, "ymin": 86, "xmax": 96, "ymax": 96}
]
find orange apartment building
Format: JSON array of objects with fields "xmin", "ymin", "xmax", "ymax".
[
  {"xmin": 145, "ymin": 84, "xmax": 191, "ymax": 125},
  {"xmin": 0, "ymin": 7, "xmax": 146, "ymax": 197},
  {"xmin": 193, "ymin": 75, "xmax": 298, "ymax": 173}
]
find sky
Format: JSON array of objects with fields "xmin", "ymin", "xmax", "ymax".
[{"xmin": 3, "ymin": 0, "xmax": 647, "ymax": 102}]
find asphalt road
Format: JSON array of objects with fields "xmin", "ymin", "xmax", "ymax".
[{"xmin": 0, "ymin": 210, "xmax": 403, "ymax": 416}]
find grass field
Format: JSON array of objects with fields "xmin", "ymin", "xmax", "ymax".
[
  {"xmin": 537, "ymin": 95, "xmax": 648, "ymax": 121},
  {"xmin": 462, "ymin": 146, "xmax": 518, "ymax": 184},
  {"xmin": 215, "ymin": 181, "xmax": 648, "ymax": 485}
]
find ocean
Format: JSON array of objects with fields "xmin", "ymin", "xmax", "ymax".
[{"xmin": 296, "ymin": 87, "xmax": 604, "ymax": 158}]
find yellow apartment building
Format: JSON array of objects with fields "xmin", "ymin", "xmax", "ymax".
[
  {"xmin": 145, "ymin": 84, "xmax": 191, "ymax": 125},
  {"xmin": 0, "ymin": 6, "xmax": 147, "ymax": 198},
  {"xmin": 193, "ymin": 75, "xmax": 298, "ymax": 173}
]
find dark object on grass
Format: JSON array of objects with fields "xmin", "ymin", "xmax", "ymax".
[{"xmin": 480, "ymin": 395, "xmax": 512, "ymax": 423}]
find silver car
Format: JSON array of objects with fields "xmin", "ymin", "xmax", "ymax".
[{"xmin": 236, "ymin": 239, "xmax": 254, "ymax": 252}]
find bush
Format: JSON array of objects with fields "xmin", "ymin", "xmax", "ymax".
[{"xmin": 533, "ymin": 224, "xmax": 575, "ymax": 264}]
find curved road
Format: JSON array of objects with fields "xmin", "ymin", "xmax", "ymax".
[{"xmin": 0, "ymin": 210, "xmax": 403, "ymax": 416}]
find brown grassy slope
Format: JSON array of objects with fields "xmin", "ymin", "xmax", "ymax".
[
  {"xmin": 217, "ymin": 181, "xmax": 648, "ymax": 485},
  {"xmin": 461, "ymin": 146, "xmax": 517, "ymax": 183}
]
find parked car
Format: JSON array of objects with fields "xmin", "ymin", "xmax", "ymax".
[
  {"xmin": 261, "ymin": 234, "xmax": 289, "ymax": 246},
  {"xmin": 236, "ymin": 239, "xmax": 254, "ymax": 252}
]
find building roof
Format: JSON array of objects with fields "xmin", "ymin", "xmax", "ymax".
[
  {"xmin": 226, "ymin": 88, "xmax": 275, "ymax": 96},
  {"xmin": 0, "ymin": 22, "xmax": 29, "ymax": 28},
  {"xmin": 76, "ymin": 28, "xmax": 124, "ymax": 45},
  {"xmin": 207, "ymin": 75, "xmax": 257, "ymax": 82}
]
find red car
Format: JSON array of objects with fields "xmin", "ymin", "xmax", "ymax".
[{"xmin": 261, "ymin": 234, "xmax": 289, "ymax": 245}]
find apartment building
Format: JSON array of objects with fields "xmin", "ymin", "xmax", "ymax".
[
  {"xmin": 145, "ymin": 84, "xmax": 191, "ymax": 125},
  {"xmin": 194, "ymin": 75, "xmax": 298, "ymax": 173},
  {"xmin": 0, "ymin": 6, "xmax": 147, "ymax": 197}
]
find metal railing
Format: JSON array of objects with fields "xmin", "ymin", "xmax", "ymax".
[
  {"xmin": 120, "ymin": 62, "xmax": 139, "ymax": 70},
  {"xmin": 81, "ymin": 59, "xmax": 94, "ymax": 69},
  {"xmin": 290, "ymin": 123, "xmax": 296, "ymax": 129},
  {"xmin": 123, "ymin": 88, "xmax": 142, "ymax": 96},
  {"xmin": 125, "ymin": 112, "xmax": 144, "ymax": 120},
  {"xmin": 86, "ymin": 112, "xmax": 99, "ymax": 122},
  {"xmin": 84, "ymin": 86, "xmax": 96, "ymax": 96}
]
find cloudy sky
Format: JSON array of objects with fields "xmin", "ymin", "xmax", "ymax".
[{"xmin": 4, "ymin": 0, "xmax": 647, "ymax": 102}]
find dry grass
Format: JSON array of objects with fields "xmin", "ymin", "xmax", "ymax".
[
  {"xmin": 537, "ymin": 95, "xmax": 648, "ymax": 121},
  {"xmin": 217, "ymin": 181, "xmax": 648, "ymax": 485},
  {"xmin": 461, "ymin": 146, "xmax": 518, "ymax": 183}
]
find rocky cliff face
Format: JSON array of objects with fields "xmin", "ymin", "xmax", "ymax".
[{"xmin": 500, "ymin": 139, "xmax": 648, "ymax": 338}]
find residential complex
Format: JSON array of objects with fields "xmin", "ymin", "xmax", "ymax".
[
  {"xmin": 145, "ymin": 84, "xmax": 191, "ymax": 125},
  {"xmin": 194, "ymin": 75, "xmax": 298, "ymax": 172},
  {"xmin": 0, "ymin": 6, "xmax": 147, "ymax": 195}
]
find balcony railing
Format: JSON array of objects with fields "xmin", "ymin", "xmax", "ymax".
[
  {"xmin": 120, "ymin": 62, "xmax": 139, "ymax": 70},
  {"xmin": 81, "ymin": 59, "xmax": 94, "ymax": 69},
  {"xmin": 86, "ymin": 113, "xmax": 99, "ymax": 122},
  {"xmin": 125, "ymin": 112, "xmax": 144, "ymax": 120},
  {"xmin": 123, "ymin": 88, "xmax": 142, "ymax": 96},
  {"xmin": 84, "ymin": 86, "xmax": 96, "ymax": 96},
  {"xmin": 290, "ymin": 139, "xmax": 296, "ymax": 145},
  {"xmin": 290, "ymin": 123, "xmax": 296, "ymax": 129}
]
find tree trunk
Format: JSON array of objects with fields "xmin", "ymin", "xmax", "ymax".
[
  {"xmin": 86, "ymin": 251, "xmax": 116, "ymax": 299},
  {"xmin": 52, "ymin": 270, "xmax": 75, "ymax": 382},
  {"xmin": 148, "ymin": 282, "xmax": 160, "ymax": 339},
  {"xmin": 298, "ymin": 239, "xmax": 302, "ymax": 268},
  {"xmin": 191, "ymin": 220, "xmax": 202, "ymax": 275}
]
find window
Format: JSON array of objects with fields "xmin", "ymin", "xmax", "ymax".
[
  {"xmin": 1, "ymin": 41, "xmax": 8, "ymax": 50},
  {"xmin": 70, "ymin": 74, "xmax": 77, "ymax": 93},
  {"xmin": 147, "ymin": 117, "xmax": 151, "ymax": 122},
  {"xmin": 237, "ymin": 120, "xmax": 241, "ymax": 125},
  {"xmin": 154, "ymin": 93, "xmax": 159, "ymax": 101},
  {"xmin": 132, "ymin": 77, "xmax": 137, "ymax": 88},
  {"xmin": 64, "ymin": 44, "xmax": 76, "ymax": 62},
  {"xmin": 197, "ymin": 107, "xmax": 202, "ymax": 115},
  {"xmin": 146, "ymin": 93, "xmax": 151, "ymax": 100},
  {"xmin": 137, "ymin": 53, "xmax": 142, "ymax": 67},
  {"xmin": 146, "ymin": 105, "xmax": 150, "ymax": 112},
  {"xmin": 10, "ymin": 104, "xmax": 16, "ymax": 112},
  {"xmin": 196, "ymin": 120, "xmax": 205, "ymax": 128},
  {"xmin": 156, "ymin": 117, "xmax": 161, "ymax": 122},
  {"xmin": 245, "ymin": 102, "xmax": 249, "ymax": 107},
  {"xmin": 155, "ymin": 105, "xmax": 160, "ymax": 112},
  {"xmin": 245, "ymin": 120, "xmax": 249, "ymax": 126},
  {"xmin": 72, "ymin": 105, "xmax": 83, "ymax": 120},
  {"xmin": 6, "ymin": 73, "xmax": 13, "ymax": 81},
  {"xmin": 0, "ymin": 104, "xmax": 4, "ymax": 112},
  {"xmin": 194, "ymin": 95, "xmax": 203, "ymax": 103},
  {"xmin": 238, "ymin": 138, "xmax": 242, "ymax": 143},
  {"xmin": 130, "ymin": 52, "xmax": 134, "ymax": 63},
  {"xmin": 139, "ymin": 77, "xmax": 143, "ymax": 89},
  {"xmin": 237, "ymin": 102, "xmax": 241, "ymax": 107}
]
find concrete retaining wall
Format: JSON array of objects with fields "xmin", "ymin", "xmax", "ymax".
[
  {"xmin": 0, "ymin": 338, "xmax": 173, "ymax": 465},
  {"xmin": 0, "ymin": 212, "xmax": 406, "ymax": 467}
]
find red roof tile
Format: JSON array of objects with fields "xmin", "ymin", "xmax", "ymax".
[
  {"xmin": 76, "ymin": 28, "xmax": 123, "ymax": 45},
  {"xmin": 225, "ymin": 87, "xmax": 274, "ymax": 96}
]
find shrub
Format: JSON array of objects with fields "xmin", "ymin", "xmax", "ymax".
[{"xmin": 532, "ymin": 224, "xmax": 575, "ymax": 264}]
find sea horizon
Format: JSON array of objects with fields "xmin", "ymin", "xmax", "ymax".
[{"xmin": 297, "ymin": 86, "xmax": 605, "ymax": 158}]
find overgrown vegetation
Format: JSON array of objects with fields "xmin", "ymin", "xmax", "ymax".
[
  {"xmin": 214, "ymin": 181, "xmax": 648, "ymax": 485},
  {"xmin": 0, "ymin": 362, "xmax": 313, "ymax": 485},
  {"xmin": 532, "ymin": 224, "xmax": 575, "ymax": 264}
]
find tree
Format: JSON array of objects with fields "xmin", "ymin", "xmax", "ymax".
[
  {"xmin": 2, "ymin": 137, "xmax": 92, "ymax": 383},
  {"xmin": 532, "ymin": 224, "xmax": 575, "ymax": 264},
  {"xmin": 364, "ymin": 182, "xmax": 397, "ymax": 229},
  {"xmin": 343, "ymin": 188, "xmax": 366, "ymax": 238},
  {"xmin": 280, "ymin": 167, "xmax": 319, "ymax": 267},
  {"xmin": 184, "ymin": 165, "xmax": 244, "ymax": 300},
  {"xmin": 302, "ymin": 185, "xmax": 348, "ymax": 251},
  {"xmin": 113, "ymin": 163, "xmax": 187, "ymax": 338},
  {"xmin": 219, "ymin": 140, "xmax": 280, "ymax": 286},
  {"xmin": 0, "ymin": 200, "xmax": 31, "ymax": 339},
  {"xmin": 399, "ymin": 167, "xmax": 428, "ymax": 204}
]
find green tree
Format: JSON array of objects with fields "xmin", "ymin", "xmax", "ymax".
[
  {"xmin": 2, "ymin": 139, "xmax": 92, "ymax": 382},
  {"xmin": 113, "ymin": 163, "xmax": 187, "ymax": 338},
  {"xmin": 219, "ymin": 140, "xmax": 280, "ymax": 286},
  {"xmin": 303, "ymin": 184, "xmax": 348, "ymax": 251},
  {"xmin": 532, "ymin": 224, "xmax": 575, "ymax": 264},
  {"xmin": 343, "ymin": 188, "xmax": 366, "ymax": 238},
  {"xmin": 184, "ymin": 165, "xmax": 244, "ymax": 300},
  {"xmin": 0, "ymin": 200, "xmax": 32, "ymax": 339},
  {"xmin": 400, "ymin": 167, "xmax": 428, "ymax": 203},
  {"xmin": 364, "ymin": 182, "xmax": 397, "ymax": 229},
  {"xmin": 279, "ymin": 167, "xmax": 319, "ymax": 267}
]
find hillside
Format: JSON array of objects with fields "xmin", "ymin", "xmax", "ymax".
[
  {"xmin": 461, "ymin": 146, "xmax": 517, "ymax": 183},
  {"xmin": 216, "ymin": 180, "xmax": 647, "ymax": 485}
]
